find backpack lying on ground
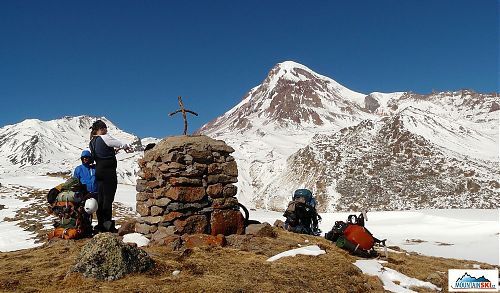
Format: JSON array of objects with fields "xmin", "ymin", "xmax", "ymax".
[
  {"xmin": 47, "ymin": 177, "xmax": 95, "ymax": 240},
  {"xmin": 283, "ymin": 189, "xmax": 322, "ymax": 236},
  {"xmin": 325, "ymin": 212, "xmax": 386, "ymax": 258}
]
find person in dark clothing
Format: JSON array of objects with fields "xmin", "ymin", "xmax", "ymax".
[{"xmin": 89, "ymin": 120, "xmax": 131, "ymax": 233}]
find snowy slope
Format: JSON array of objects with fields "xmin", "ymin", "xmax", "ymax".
[{"xmin": 198, "ymin": 61, "xmax": 500, "ymax": 211}]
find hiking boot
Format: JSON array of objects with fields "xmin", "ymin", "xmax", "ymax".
[
  {"xmin": 93, "ymin": 225, "xmax": 104, "ymax": 234},
  {"xmin": 103, "ymin": 220, "xmax": 118, "ymax": 233}
]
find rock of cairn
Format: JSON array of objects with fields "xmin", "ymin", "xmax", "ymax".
[{"xmin": 135, "ymin": 135, "xmax": 245, "ymax": 243}]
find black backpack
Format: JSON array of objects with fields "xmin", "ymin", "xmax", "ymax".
[{"xmin": 283, "ymin": 189, "xmax": 322, "ymax": 236}]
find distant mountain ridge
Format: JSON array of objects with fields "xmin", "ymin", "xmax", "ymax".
[
  {"xmin": 198, "ymin": 61, "xmax": 499, "ymax": 211},
  {"xmin": 0, "ymin": 61, "xmax": 498, "ymax": 211},
  {"xmin": 0, "ymin": 115, "xmax": 144, "ymax": 184}
]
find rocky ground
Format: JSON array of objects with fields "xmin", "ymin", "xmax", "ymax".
[
  {"xmin": 0, "ymin": 226, "xmax": 497, "ymax": 293},
  {"xmin": 1, "ymin": 185, "xmax": 137, "ymax": 244}
]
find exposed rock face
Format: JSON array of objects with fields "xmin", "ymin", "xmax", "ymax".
[
  {"xmin": 70, "ymin": 233, "xmax": 154, "ymax": 280},
  {"xmin": 364, "ymin": 94, "xmax": 380, "ymax": 113},
  {"xmin": 135, "ymin": 135, "xmax": 245, "ymax": 243}
]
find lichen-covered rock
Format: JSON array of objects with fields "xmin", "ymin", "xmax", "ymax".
[{"xmin": 70, "ymin": 233, "xmax": 154, "ymax": 281}]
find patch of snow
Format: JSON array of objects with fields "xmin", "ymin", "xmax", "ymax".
[
  {"xmin": 354, "ymin": 259, "xmax": 440, "ymax": 293},
  {"xmin": 122, "ymin": 233, "xmax": 149, "ymax": 247},
  {"xmin": 266, "ymin": 245, "xmax": 326, "ymax": 262}
]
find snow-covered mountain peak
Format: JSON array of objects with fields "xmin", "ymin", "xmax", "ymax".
[{"xmin": 199, "ymin": 61, "xmax": 370, "ymax": 136}]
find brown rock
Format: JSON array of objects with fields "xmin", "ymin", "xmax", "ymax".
[
  {"xmin": 154, "ymin": 197, "xmax": 171, "ymax": 207},
  {"xmin": 207, "ymin": 163, "xmax": 223, "ymax": 175},
  {"xmin": 169, "ymin": 177, "xmax": 202, "ymax": 186},
  {"xmin": 163, "ymin": 211, "xmax": 184, "ymax": 222},
  {"xmin": 210, "ymin": 143, "xmax": 235, "ymax": 154},
  {"xmin": 222, "ymin": 184, "xmax": 238, "ymax": 197},
  {"xmin": 142, "ymin": 216, "xmax": 163, "ymax": 225},
  {"xmin": 151, "ymin": 226, "xmax": 177, "ymax": 244},
  {"xmin": 159, "ymin": 162, "xmax": 186, "ymax": 172},
  {"xmin": 210, "ymin": 209, "xmax": 245, "ymax": 236},
  {"xmin": 273, "ymin": 219, "xmax": 285, "ymax": 229},
  {"xmin": 206, "ymin": 183, "xmax": 223, "ymax": 198},
  {"xmin": 136, "ymin": 180, "xmax": 151, "ymax": 192},
  {"xmin": 245, "ymin": 223, "xmax": 277, "ymax": 238},
  {"xmin": 212, "ymin": 197, "xmax": 239, "ymax": 209},
  {"xmin": 174, "ymin": 215, "xmax": 208, "ymax": 234},
  {"xmin": 182, "ymin": 234, "xmax": 226, "ymax": 248},
  {"xmin": 160, "ymin": 151, "xmax": 182, "ymax": 163},
  {"xmin": 118, "ymin": 219, "xmax": 137, "ymax": 236},
  {"xmin": 136, "ymin": 192, "xmax": 152, "ymax": 202},
  {"xmin": 152, "ymin": 187, "xmax": 170, "ymax": 199},
  {"xmin": 150, "ymin": 206, "xmax": 164, "ymax": 216},
  {"xmin": 187, "ymin": 149, "xmax": 213, "ymax": 163},
  {"xmin": 135, "ymin": 223, "xmax": 155, "ymax": 234},
  {"xmin": 136, "ymin": 202, "xmax": 150, "ymax": 217},
  {"xmin": 163, "ymin": 235, "xmax": 182, "ymax": 250},
  {"xmin": 165, "ymin": 186, "xmax": 206, "ymax": 202},
  {"xmin": 146, "ymin": 180, "xmax": 161, "ymax": 189},
  {"xmin": 207, "ymin": 174, "xmax": 238, "ymax": 184},
  {"xmin": 222, "ymin": 161, "xmax": 238, "ymax": 177},
  {"xmin": 178, "ymin": 167, "xmax": 205, "ymax": 178}
]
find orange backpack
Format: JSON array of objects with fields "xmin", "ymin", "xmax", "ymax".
[
  {"xmin": 325, "ymin": 213, "xmax": 386, "ymax": 258},
  {"xmin": 46, "ymin": 177, "xmax": 93, "ymax": 240}
]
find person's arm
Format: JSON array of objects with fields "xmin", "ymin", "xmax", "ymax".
[
  {"xmin": 100, "ymin": 134, "xmax": 130, "ymax": 149},
  {"xmin": 74, "ymin": 166, "xmax": 81, "ymax": 179}
]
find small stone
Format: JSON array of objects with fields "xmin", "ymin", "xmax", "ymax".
[
  {"xmin": 222, "ymin": 184, "xmax": 238, "ymax": 197},
  {"xmin": 245, "ymin": 223, "xmax": 277, "ymax": 238},
  {"xmin": 150, "ymin": 206, "xmax": 164, "ymax": 216},
  {"xmin": 206, "ymin": 183, "xmax": 223, "ymax": 198},
  {"xmin": 154, "ymin": 197, "xmax": 171, "ymax": 207},
  {"xmin": 165, "ymin": 186, "xmax": 206, "ymax": 202}
]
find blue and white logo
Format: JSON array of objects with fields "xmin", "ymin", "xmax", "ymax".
[{"xmin": 449, "ymin": 269, "xmax": 499, "ymax": 292}]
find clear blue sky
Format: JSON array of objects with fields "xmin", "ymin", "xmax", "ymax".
[{"xmin": 0, "ymin": 0, "xmax": 498, "ymax": 138}]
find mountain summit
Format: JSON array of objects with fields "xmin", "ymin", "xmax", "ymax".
[
  {"xmin": 198, "ymin": 61, "xmax": 499, "ymax": 211},
  {"xmin": 199, "ymin": 61, "xmax": 374, "ymax": 136}
]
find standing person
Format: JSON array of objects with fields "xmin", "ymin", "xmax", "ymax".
[
  {"xmin": 89, "ymin": 120, "xmax": 131, "ymax": 233},
  {"xmin": 73, "ymin": 150, "xmax": 97, "ymax": 195}
]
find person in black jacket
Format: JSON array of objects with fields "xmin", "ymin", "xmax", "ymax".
[{"xmin": 89, "ymin": 120, "xmax": 131, "ymax": 233}]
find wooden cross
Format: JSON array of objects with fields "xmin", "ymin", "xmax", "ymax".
[{"xmin": 169, "ymin": 96, "xmax": 199, "ymax": 135}]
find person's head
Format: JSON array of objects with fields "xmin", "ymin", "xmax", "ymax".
[
  {"xmin": 89, "ymin": 120, "xmax": 108, "ymax": 139},
  {"xmin": 80, "ymin": 150, "xmax": 93, "ymax": 165}
]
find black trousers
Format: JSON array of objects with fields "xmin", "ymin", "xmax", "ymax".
[{"xmin": 95, "ymin": 157, "xmax": 117, "ymax": 229}]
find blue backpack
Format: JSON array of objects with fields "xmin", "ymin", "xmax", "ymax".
[{"xmin": 283, "ymin": 189, "xmax": 321, "ymax": 235}]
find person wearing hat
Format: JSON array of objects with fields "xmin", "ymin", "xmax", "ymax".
[
  {"xmin": 73, "ymin": 150, "xmax": 97, "ymax": 194},
  {"xmin": 89, "ymin": 119, "xmax": 132, "ymax": 233}
]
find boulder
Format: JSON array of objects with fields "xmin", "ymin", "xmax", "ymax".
[
  {"xmin": 70, "ymin": 233, "xmax": 154, "ymax": 281},
  {"xmin": 210, "ymin": 209, "xmax": 245, "ymax": 236}
]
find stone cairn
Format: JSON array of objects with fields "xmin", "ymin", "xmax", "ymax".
[{"xmin": 135, "ymin": 135, "xmax": 245, "ymax": 246}]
